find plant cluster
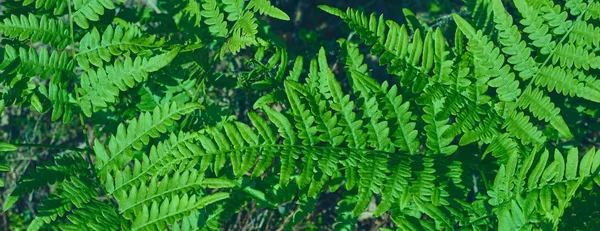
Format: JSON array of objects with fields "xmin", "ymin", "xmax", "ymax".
[{"xmin": 0, "ymin": 0, "xmax": 599, "ymax": 230}]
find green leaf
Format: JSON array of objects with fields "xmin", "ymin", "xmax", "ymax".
[{"xmin": 0, "ymin": 142, "xmax": 17, "ymax": 152}]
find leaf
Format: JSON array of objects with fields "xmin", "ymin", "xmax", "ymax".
[
  {"xmin": 0, "ymin": 142, "xmax": 17, "ymax": 152},
  {"xmin": 0, "ymin": 164, "xmax": 10, "ymax": 171}
]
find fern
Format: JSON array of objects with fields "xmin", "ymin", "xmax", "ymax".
[
  {"xmin": 72, "ymin": 0, "xmax": 120, "ymax": 29},
  {"xmin": 94, "ymin": 102, "xmax": 201, "ymax": 173},
  {"xmin": 0, "ymin": 14, "xmax": 70, "ymax": 49},
  {"xmin": 2, "ymin": 0, "xmax": 600, "ymax": 230},
  {"xmin": 78, "ymin": 49, "xmax": 179, "ymax": 116},
  {"xmin": 76, "ymin": 25, "xmax": 164, "ymax": 70}
]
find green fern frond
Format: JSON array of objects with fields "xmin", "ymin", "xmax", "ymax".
[
  {"xmin": 342, "ymin": 41, "xmax": 420, "ymax": 154},
  {"xmin": 517, "ymin": 87, "xmax": 572, "ymax": 138},
  {"xmin": 484, "ymin": 133, "xmax": 519, "ymax": 163},
  {"xmin": 491, "ymin": 147, "xmax": 600, "ymax": 230},
  {"xmin": 38, "ymin": 82, "xmax": 75, "ymax": 123},
  {"xmin": 535, "ymin": 65, "xmax": 600, "ymax": 102},
  {"xmin": 552, "ymin": 43, "xmax": 600, "ymax": 70},
  {"xmin": 528, "ymin": 0, "xmax": 572, "ymax": 35},
  {"xmin": 201, "ymin": 0, "xmax": 229, "ymax": 37},
  {"xmin": 423, "ymin": 97, "xmax": 458, "ymax": 155},
  {"xmin": 569, "ymin": 20, "xmax": 600, "ymax": 48},
  {"xmin": 27, "ymin": 177, "xmax": 125, "ymax": 231},
  {"xmin": 0, "ymin": 14, "xmax": 70, "ymax": 49},
  {"xmin": 454, "ymin": 14, "xmax": 522, "ymax": 102},
  {"xmin": 223, "ymin": 0, "xmax": 244, "ymax": 21},
  {"xmin": 94, "ymin": 102, "xmax": 201, "ymax": 174},
  {"xmin": 22, "ymin": 0, "xmax": 67, "ymax": 15},
  {"xmin": 3, "ymin": 153, "xmax": 90, "ymax": 211},
  {"xmin": 78, "ymin": 49, "xmax": 179, "ymax": 117},
  {"xmin": 76, "ymin": 25, "xmax": 164, "ymax": 70},
  {"xmin": 492, "ymin": 0, "xmax": 538, "ymax": 80},
  {"xmin": 130, "ymin": 193, "xmax": 229, "ymax": 231},
  {"xmin": 584, "ymin": 1, "xmax": 600, "ymax": 20},
  {"xmin": 514, "ymin": 0, "xmax": 557, "ymax": 55},
  {"xmin": 1, "ymin": 45, "xmax": 73, "ymax": 80},
  {"xmin": 220, "ymin": 11, "xmax": 258, "ymax": 57},
  {"xmin": 115, "ymin": 169, "xmax": 232, "ymax": 216},
  {"xmin": 323, "ymin": 7, "xmax": 435, "ymax": 93},
  {"xmin": 503, "ymin": 109, "xmax": 547, "ymax": 150},
  {"xmin": 105, "ymin": 132, "xmax": 201, "ymax": 195},
  {"xmin": 72, "ymin": 0, "xmax": 120, "ymax": 29},
  {"xmin": 248, "ymin": 0, "xmax": 290, "ymax": 21}
]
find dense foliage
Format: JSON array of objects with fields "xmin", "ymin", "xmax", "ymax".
[{"xmin": 0, "ymin": 0, "xmax": 599, "ymax": 230}]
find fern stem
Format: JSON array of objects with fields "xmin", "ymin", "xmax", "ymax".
[
  {"xmin": 13, "ymin": 143, "xmax": 91, "ymax": 152},
  {"xmin": 66, "ymin": 0, "xmax": 93, "ymax": 171},
  {"xmin": 66, "ymin": 0, "xmax": 76, "ymax": 58}
]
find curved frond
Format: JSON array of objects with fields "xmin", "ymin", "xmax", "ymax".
[
  {"xmin": 517, "ymin": 87, "xmax": 572, "ymax": 138},
  {"xmin": 130, "ymin": 193, "xmax": 229, "ymax": 231},
  {"xmin": 78, "ymin": 49, "xmax": 179, "ymax": 116},
  {"xmin": 22, "ymin": 0, "xmax": 67, "ymax": 15},
  {"xmin": 72, "ymin": 0, "xmax": 118, "ymax": 29},
  {"xmin": 248, "ymin": 0, "xmax": 290, "ymax": 21},
  {"xmin": 490, "ymin": 147, "xmax": 600, "ymax": 230},
  {"xmin": 201, "ymin": 0, "xmax": 228, "ymax": 37},
  {"xmin": 1, "ymin": 45, "xmax": 73, "ymax": 80},
  {"xmin": 94, "ymin": 102, "xmax": 201, "ymax": 174},
  {"xmin": 0, "ymin": 14, "xmax": 70, "ymax": 49},
  {"xmin": 76, "ymin": 25, "xmax": 164, "ymax": 70}
]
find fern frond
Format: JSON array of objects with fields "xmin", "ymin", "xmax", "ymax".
[
  {"xmin": 94, "ymin": 102, "xmax": 201, "ymax": 174},
  {"xmin": 492, "ymin": 0, "xmax": 538, "ymax": 79},
  {"xmin": 27, "ymin": 177, "xmax": 125, "ymax": 231},
  {"xmin": 22, "ymin": 0, "xmax": 67, "ymax": 15},
  {"xmin": 517, "ymin": 87, "xmax": 572, "ymax": 138},
  {"xmin": 529, "ymin": 0, "xmax": 572, "ymax": 35},
  {"xmin": 453, "ymin": 14, "xmax": 522, "ymax": 102},
  {"xmin": 423, "ymin": 97, "xmax": 458, "ymax": 155},
  {"xmin": 130, "ymin": 193, "xmax": 229, "ymax": 231},
  {"xmin": 115, "ymin": 170, "xmax": 233, "ymax": 216},
  {"xmin": 284, "ymin": 81, "xmax": 318, "ymax": 188},
  {"xmin": 76, "ymin": 25, "xmax": 164, "ymax": 70},
  {"xmin": 0, "ymin": 14, "xmax": 70, "ymax": 49},
  {"xmin": 220, "ymin": 11, "xmax": 258, "ymax": 57},
  {"xmin": 569, "ymin": 20, "xmax": 600, "ymax": 48},
  {"xmin": 38, "ymin": 82, "xmax": 75, "ymax": 123},
  {"xmin": 323, "ymin": 7, "xmax": 435, "ymax": 93},
  {"xmin": 104, "ymin": 132, "xmax": 201, "ymax": 195},
  {"xmin": 263, "ymin": 107, "xmax": 299, "ymax": 186},
  {"xmin": 3, "ymin": 153, "xmax": 89, "ymax": 211},
  {"xmin": 1, "ymin": 45, "xmax": 73, "ymax": 80},
  {"xmin": 584, "ymin": 1, "xmax": 600, "ymax": 20},
  {"xmin": 381, "ymin": 82, "xmax": 420, "ymax": 155},
  {"xmin": 514, "ymin": 0, "xmax": 557, "ymax": 55},
  {"xmin": 552, "ymin": 43, "xmax": 599, "ymax": 70},
  {"xmin": 78, "ymin": 49, "xmax": 179, "ymax": 116},
  {"xmin": 503, "ymin": 109, "xmax": 547, "ymax": 150},
  {"xmin": 201, "ymin": 0, "xmax": 228, "ymax": 37},
  {"xmin": 328, "ymin": 57, "xmax": 365, "ymax": 151},
  {"xmin": 342, "ymin": 41, "xmax": 420, "ymax": 154},
  {"xmin": 484, "ymin": 133, "xmax": 519, "ymax": 163},
  {"xmin": 459, "ymin": 111, "xmax": 503, "ymax": 145},
  {"xmin": 491, "ymin": 147, "xmax": 600, "ymax": 230},
  {"xmin": 72, "ymin": 0, "xmax": 119, "ymax": 29},
  {"xmin": 348, "ymin": 72, "xmax": 393, "ymax": 215},
  {"xmin": 223, "ymin": 0, "xmax": 244, "ymax": 21},
  {"xmin": 248, "ymin": 0, "xmax": 290, "ymax": 21},
  {"xmin": 433, "ymin": 28, "xmax": 454, "ymax": 83},
  {"xmin": 535, "ymin": 65, "xmax": 600, "ymax": 102}
]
